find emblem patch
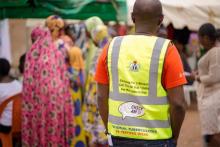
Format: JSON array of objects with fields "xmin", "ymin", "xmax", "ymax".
[{"xmin": 129, "ymin": 61, "xmax": 140, "ymax": 72}]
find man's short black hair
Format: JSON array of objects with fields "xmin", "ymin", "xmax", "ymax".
[
  {"xmin": 199, "ymin": 23, "xmax": 216, "ymax": 41},
  {"xmin": 0, "ymin": 58, "xmax": 10, "ymax": 76}
]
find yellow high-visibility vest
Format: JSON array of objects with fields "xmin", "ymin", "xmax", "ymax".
[{"xmin": 107, "ymin": 35, "xmax": 172, "ymax": 140}]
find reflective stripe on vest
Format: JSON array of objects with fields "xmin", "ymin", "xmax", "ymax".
[{"xmin": 107, "ymin": 36, "xmax": 172, "ymax": 140}]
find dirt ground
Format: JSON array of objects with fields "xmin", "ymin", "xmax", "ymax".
[{"xmin": 177, "ymin": 104, "xmax": 204, "ymax": 147}]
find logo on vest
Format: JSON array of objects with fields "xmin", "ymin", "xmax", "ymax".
[
  {"xmin": 119, "ymin": 102, "xmax": 145, "ymax": 119},
  {"xmin": 129, "ymin": 61, "xmax": 140, "ymax": 72}
]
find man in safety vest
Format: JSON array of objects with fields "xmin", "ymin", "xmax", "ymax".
[{"xmin": 95, "ymin": 0, "xmax": 187, "ymax": 146}]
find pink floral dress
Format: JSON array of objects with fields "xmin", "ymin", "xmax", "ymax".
[{"xmin": 22, "ymin": 27, "xmax": 74, "ymax": 147}]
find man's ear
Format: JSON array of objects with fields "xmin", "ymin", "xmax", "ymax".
[{"xmin": 131, "ymin": 12, "xmax": 135, "ymax": 23}]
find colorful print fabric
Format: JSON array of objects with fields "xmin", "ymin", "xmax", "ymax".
[{"xmin": 22, "ymin": 27, "xmax": 74, "ymax": 147}]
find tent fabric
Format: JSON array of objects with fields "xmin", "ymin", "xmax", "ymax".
[
  {"xmin": 0, "ymin": 0, "xmax": 127, "ymax": 21},
  {"xmin": 161, "ymin": 0, "xmax": 220, "ymax": 30},
  {"xmin": 127, "ymin": 0, "xmax": 220, "ymax": 30},
  {"xmin": 0, "ymin": 0, "xmax": 28, "ymax": 7}
]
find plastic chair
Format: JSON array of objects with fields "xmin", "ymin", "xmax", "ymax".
[{"xmin": 0, "ymin": 93, "xmax": 22, "ymax": 147}]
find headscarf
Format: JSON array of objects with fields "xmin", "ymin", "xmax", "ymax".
[
  {"xmin": 31, "ymin": 26, "xmax": 46, "ymax": 42},
  {"xmin": 61, "ymin": 34, "xmax": 85, "ymax": 85},
  {"xmin": 89, "ymin": 25, "xmax": 111, "ymax": 74},
  {"xmin": 67, "ymin": 45, "xmax": 85, "ymax": 87},
  {"xmin": 46, "ymin": 15, "xmax": 65, "ymax": 40},
  {"xmin": 23, "ymin": 27, "xmax": 74, "ymax": 143},
  {"xmin": 84, "ymin": 17, "xmax": 104, "ymax": 73},
  {"xmin": 91, "ymin": 25, "xmax": 109, "ymax": 48},
  {"xmin": 68, "ymin": 46, "xmax": 84, "ymax": 69},
  {"xmin": 60, "ymin": 35, "xmax": 84, "ymax": 70},
  {"xmin": 85, "ymin": 16, "xmax": 104, "ymax": 34},
  {"xmin": 23, "ymin": 26, "xmax": 71, "ymax": 104},
  {"xmin": 65, "ymin": 23, "xmax": 87, "ymax": 58}
]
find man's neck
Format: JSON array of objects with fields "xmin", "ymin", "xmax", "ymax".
[
  {"xmin": 135, "ymin": 23, "xmax": 158, "ymax": 36},
  {"xmin": 135, "ymin": 29, "xmax": 157, "ymax": 36}
]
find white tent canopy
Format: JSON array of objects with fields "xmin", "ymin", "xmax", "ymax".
[{"xmin": 127, "ymin": 0, "xmax": 220, "ymax": 30}]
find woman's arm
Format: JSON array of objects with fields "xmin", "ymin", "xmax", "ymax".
[{"xmin": 200, "ymin": 48, "xmax": 220, "ymax": 85}]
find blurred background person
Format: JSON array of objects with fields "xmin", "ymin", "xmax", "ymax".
[
  {"xmin": 116, "ymin": 21, "xmax": 127, "ymax": 36},
  {"xmin": 83, "ymin": 16, "xmax": 109, "ymax": 147},
  {"xmin": 84, "ymin": 16, "xmax": 104, "ymax": 77},
  {"xmin": 22, "ymin": 27, "xmax": 74, "ymax": 146},
  {"xmin": 196, "ymin": 23, "xmax": 220, "ymax": 146},
  {"xmin": 0, "ymin": 58, "xmax": 22, "ymax": 134},
  {"xmin": 46, "ymin": 15, "xmax": 69, "ymax": 59},
  {"xmin": 157, "ymin": 25, "xmax": 168, "ymax": 38},
  {"xmin": 107, "ymin": 21, "xmax": 117, "ymax": 38},
  {"xmin": 65, "ymin": 24, "xmax": 87, "ymax": 147},
  {"xmin": 174, "ymin": 39, "xmax": 194, "ymax": 85},
  {"xmin": 66, "ymin": 22, "xmax": 88, "ymax": 59},
  {"xmin": 18, "ymin": 53, "xmax": 26, "ymax": 82}
]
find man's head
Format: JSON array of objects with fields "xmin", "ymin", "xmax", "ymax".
[
  {"xmin": 0, "ymin": 58, "xmax": 10, "ymax": 78},
  {"xmin": 132, "ymin": 0, "xmax": 163, "ymax": 34}
]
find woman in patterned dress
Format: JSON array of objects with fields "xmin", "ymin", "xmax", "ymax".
[
  {"xmin": 64, "ymin": 25, "xmax": 87, "ymax": 147},
  {"xmin": 83, "ymin": 17, "xmax": 111, "ymax": 147},
  {"xmin": 22, "ymin": 27, "xmax": 74, "ymax": 147}
]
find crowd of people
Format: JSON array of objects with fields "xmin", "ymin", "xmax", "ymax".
[
  {"xmin": 0, "ymin": 15, "xmax": 113, "ymax": 147},
  {"xmin": 0, "ymin": 0, "xmax": 220, "ymax": 146}
]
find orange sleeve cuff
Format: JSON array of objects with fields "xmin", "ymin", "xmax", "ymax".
[
  {"xmin": 165, "ymin": 78, "xmax": 187, "ymax": 89},
  {"xmin": 94, "ymin": 74, "xmax": 109, "ymax": 84}
]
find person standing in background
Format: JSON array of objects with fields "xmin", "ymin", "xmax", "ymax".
[
  {"xmin": 195, "ymin": 23, "xmax": 220, "ymax": 146},
  {"xmin": 174, "ymin": 39, "xmax": 194, "ymax": 85},
  {"xmin": 0, "ymin": 58, "xmax": 22, "ymax": 134},
  {"xmin": 64, "ymin": 25, "xmax": 87, "ymax": 147},
  {"xmin": 95, "ymin": 0, "xmax": 187, "ymax": 146},
  {"xmin": 83, "ymin": 17, "xmax": 110, "ymax": 147},
  {"xmin": 84, "ymin": 17, "xmax": 104, "ymax": 77},
  {"xmin": 18, "ymin": 53, "xmax": 26, "ymax": 82},
  {"xmin": 66, "ymin": 23, "xmax": 88, "ymax": 58},
  {"xmin": 22, "ymin": 27, "xmax": 74, "ymax": 147}
]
